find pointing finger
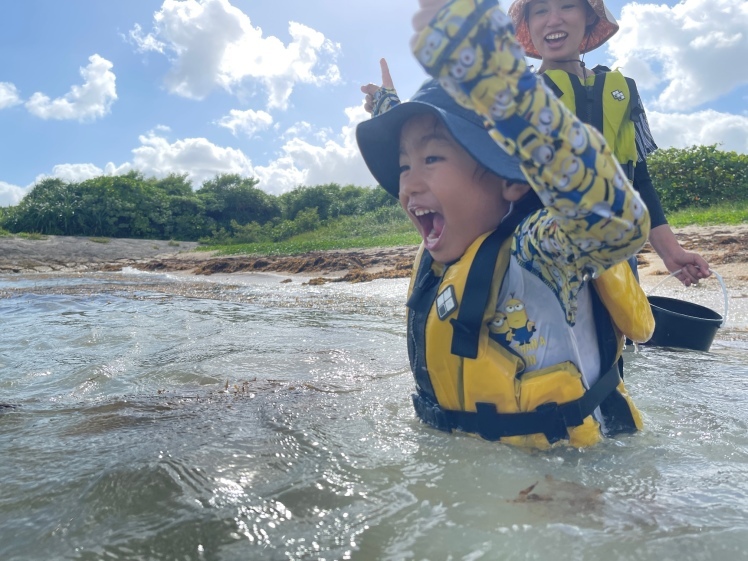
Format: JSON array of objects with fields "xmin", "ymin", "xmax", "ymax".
[{"xmin": 380, "ymin": 58, "xmax": 394, "ymax": 90}]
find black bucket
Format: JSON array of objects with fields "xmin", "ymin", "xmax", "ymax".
[{"xmin": 646, "ymin": 295, "xmax": 723, "ymax": 351}]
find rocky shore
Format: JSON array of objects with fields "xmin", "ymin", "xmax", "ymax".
[{"xmin": 1, "ymin": 224, "xmax": 747, "ymax": 287}]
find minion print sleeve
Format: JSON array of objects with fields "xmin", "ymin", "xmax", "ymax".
[
  {"xmin": 372, "ymin": 86, "xmax": 401, "ymax": 117},
  {"xmin": 411, "ymin": 0, "xmax": 651, "ymax": 324}
]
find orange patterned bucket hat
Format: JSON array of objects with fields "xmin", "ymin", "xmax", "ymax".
[{"xmin": 508, "ymin": 0, "xmax": 619, "ymax": 59}]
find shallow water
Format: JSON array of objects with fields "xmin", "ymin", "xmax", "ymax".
[{"xmin": 1, "ymin": 270, "xmax": 748, "ymax": 561}]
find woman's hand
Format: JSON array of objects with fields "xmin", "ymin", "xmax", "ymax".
[
  {"xmin": 662, "ymin": 249, "xmax": 711, "ymax": 287},
  {"xmin": 649, "ymin": 224, "xmax": 711, "ymax": 287}
]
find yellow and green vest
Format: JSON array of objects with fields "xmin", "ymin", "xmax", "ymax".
[{"xmin": 542, "ymin": 68, "xmax": 639, "ymax": 180}]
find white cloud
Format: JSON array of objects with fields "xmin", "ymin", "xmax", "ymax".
[
  {"xmin": 130, "ymin": 0, "xmax": 341, "ymax": 108},
  {"xmin": 130, "ymin": 131, "xmax": 255, "ymax": 185},
  {"xmin": 608, "ymin": 0, "xmax": 748, "ymax": 110},
  {"xmin": 3, "ymin": 104, "xmax": 376, "ymax": 201},
  {"xmin": 253, "ymin": 105, "xmax": 378, "ymax": 193},
  {"xmin": 281, "ymin": 121, "xmax": 315, "ymax": 141},
  {"xmin": 216, "ymin": 108, "xmax": 273, "ymax": 137},
  {"xmin": 25, "ymin": 54, "xmax": 117, "ymax": 121},
  {"xmin": 0, "ymin": 82, "xmax": 22, "ymax": 109},
  {"xmin": 37, "ymin": 163, "xmax": 119, "ymax": 184},
  {"xmin": 648, "ymin": 109, "xmax": 748, "ymax": 153},
  {"xmin": 129, "ymin": 23, "xmax": 166, "ymax": 54},
  {"xmin": 133, "ymin": 106, "xmax": 374, "ymax": 193},
  {"xmin": 22, "ymin": 132, "xmax": 252, "ymax": 191},
  {"xmin": 0, "ymin": 181, "xmax": 27, "ymax": 207}
]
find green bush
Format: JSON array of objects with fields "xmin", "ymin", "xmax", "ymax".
[{"xmin": 649, "ymin": 145, "xmax": 748, "ymax": 213}]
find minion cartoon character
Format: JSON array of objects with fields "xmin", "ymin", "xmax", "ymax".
[
  {"xmin": 515, "ymin": 128, "xmax": 563, "ymax": 188},
  {"xmin": 567, "ymin": 120, "xmax": 590, "ymax": 155},
  {"xmin": 504, "ymin": 297, "xmax": 536, "ymax": 345},
  {"xmin": 489, "ymin": 87, "xmax": 516, "ymax": 121},
  {"xmin": 416, "ymin": 29, "xmax": 448, "ymax": 66},
  {"xmin": 449, "ymin": 45, "xmax": 478, "ymax": 81},
  {"xmin": 489, "ymin": 312, "xmax": 512, "ymax": 345},
  {"xmin": 536, "ymin": 106, "xmax": 555, "ymax": 136}
]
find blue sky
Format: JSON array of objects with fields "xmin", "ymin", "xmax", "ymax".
[{"xmin": 1, "ymin": 0, "xmax": 747, "ymax": 206}]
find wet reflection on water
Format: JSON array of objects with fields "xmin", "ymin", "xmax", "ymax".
[{"xmin": 1, "ymin": 270, "xmax": 747, "ymax": 560}]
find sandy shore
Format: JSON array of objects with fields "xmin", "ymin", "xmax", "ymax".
[{"xmin": 1, "ymin": 225, "xmax": 747, "ymax": 287}]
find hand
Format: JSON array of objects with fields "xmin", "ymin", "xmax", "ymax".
[
  {"xmin": 360, "ymin": 58, "xmax": 395, "ymax": 114},
  {"xmin": 411, "ymin": 0, "xmax": 451, "ymax": 49},
  {"xmin": 648, "ymin": 224, "xmax": 712, "ymax": 287},
  {"xmin": 662, "ymin": 249, "xmax": 711, "ymax": 287}
]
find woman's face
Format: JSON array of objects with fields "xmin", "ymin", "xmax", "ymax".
[{"xmin": 527, "ymin": 0, "xmax": 595, "ymax": 63}]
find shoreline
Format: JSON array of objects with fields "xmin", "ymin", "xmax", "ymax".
[{"xmin": 1, "ymin": 224, "xmax": 747, "ymax": 287}]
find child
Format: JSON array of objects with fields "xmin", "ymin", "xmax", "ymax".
[
  {"xmin": 508, "ymin": 0, "xmax": 711, "ymax": 287},
  {"xmin": 356, "ymin": 0, "xmax": 654, "ymax": 448}
]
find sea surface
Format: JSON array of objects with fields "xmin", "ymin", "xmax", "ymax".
[{"xmin": 1, "ymin": 268, "xmax": 747, "ymax": 561}]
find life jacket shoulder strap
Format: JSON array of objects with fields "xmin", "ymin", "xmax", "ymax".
[{"xmin": 542, "ymin": 73, "xmax": 563, "ymax": 99}]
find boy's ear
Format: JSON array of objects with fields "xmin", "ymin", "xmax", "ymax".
[{"xmin": 503, "ymin": 181, "xmax": 532, "ymax": 202}]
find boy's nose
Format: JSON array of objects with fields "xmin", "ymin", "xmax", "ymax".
[{"xmin": 399, "ymin": 170, "xmax": 425, "ymax": 198}]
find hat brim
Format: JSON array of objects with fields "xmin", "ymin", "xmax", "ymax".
[{"xmin": 356, "ymin": 99, "xmax": 526, "ymax": 199}]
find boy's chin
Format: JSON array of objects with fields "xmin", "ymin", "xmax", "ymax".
[{"xmin": 427, "ymin": 241, "xmax": 464, "ymax": 265}]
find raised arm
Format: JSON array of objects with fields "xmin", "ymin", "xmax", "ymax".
[
  {"xmin": 410, "ymin": 0, "xmax": 651, "ymax": 322},
  {"xmin": 410, "ymin": 0, "xmax": 649, "ymax": 265}
]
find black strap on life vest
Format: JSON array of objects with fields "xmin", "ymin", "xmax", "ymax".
[
  {"xmin": 542, "ymin": 73, "xmax": 563, "ymax": 99},
  {"xmin": 568, "ymin": 72, "xmax": 606, "ymax": 135},
  {"xmin": 450, "ymin": 193, "xmax": 542, "ymax": 359},
  {"xmin": 406, "ymin": 253, "xmax": 441, "ymax": 404},
  {"xmin": 412, "ymin": 359, "xmax": 622, "ymax": 444}
]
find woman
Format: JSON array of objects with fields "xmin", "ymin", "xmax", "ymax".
[{"xmin": 508, "ymin": 0, "xmax": 711, "ymax": 287}]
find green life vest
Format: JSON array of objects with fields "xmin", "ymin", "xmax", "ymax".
[{"xmin": 543, "ymin": 69, "xmax": 639, "ymax": 180}]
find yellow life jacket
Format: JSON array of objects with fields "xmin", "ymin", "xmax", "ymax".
[
  {"xmin": 542, "ymin": 68, "xmax": 638, "ymax": 180},
  {"xmin": 406, "ymin": 223, "xmax": 653, "ymax": 449}
]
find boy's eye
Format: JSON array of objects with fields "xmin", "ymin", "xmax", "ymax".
[
  {"xmin": 399, "ymin": 164, "xmax": 410, "ymax": 174},
  {"xmin": 425, "ymin": 155, "xmax": 443, "ymax": 164}
]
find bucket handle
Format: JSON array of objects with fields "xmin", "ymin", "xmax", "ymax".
[{"xmin": 647, "ymin": 269, "xmax": 729, "ymax": 328}]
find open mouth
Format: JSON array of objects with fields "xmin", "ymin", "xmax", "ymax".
[
  {"xmin": 411, "ymin": 208, "xmax": 445, "ymax": 250},
  {"xmin": 544, "ymin": 31, "xmax": 568, "ymax": 45}
]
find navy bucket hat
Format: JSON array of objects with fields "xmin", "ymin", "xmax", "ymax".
[{"xmin": 356, "ymin": 79, "xmax": 526, "ymax": 199}]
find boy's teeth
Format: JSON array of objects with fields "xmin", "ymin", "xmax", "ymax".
[
  {"xmin": 546, "ymin": 32, "xmax": 566, "ymax": 40},
  {"xmin": 413, "ymin": 209, "xmax": 433, "ymax": 217}
]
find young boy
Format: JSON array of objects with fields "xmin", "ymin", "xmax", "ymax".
[{"xmin": 356, "ymin": 0, "xmax": 654, "ymax": 448}]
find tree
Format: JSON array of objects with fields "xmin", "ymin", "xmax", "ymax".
[
  {"xmin": 197, "ymin": 174, "xmax": 280, "ymax": 230},
  {"xmin": 2, "ymin": 178, "xmax": 80, "ymax": 235},
  {"xmin": 648, "ymin": 145, "xmax": 748, "ymax": 213}
]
